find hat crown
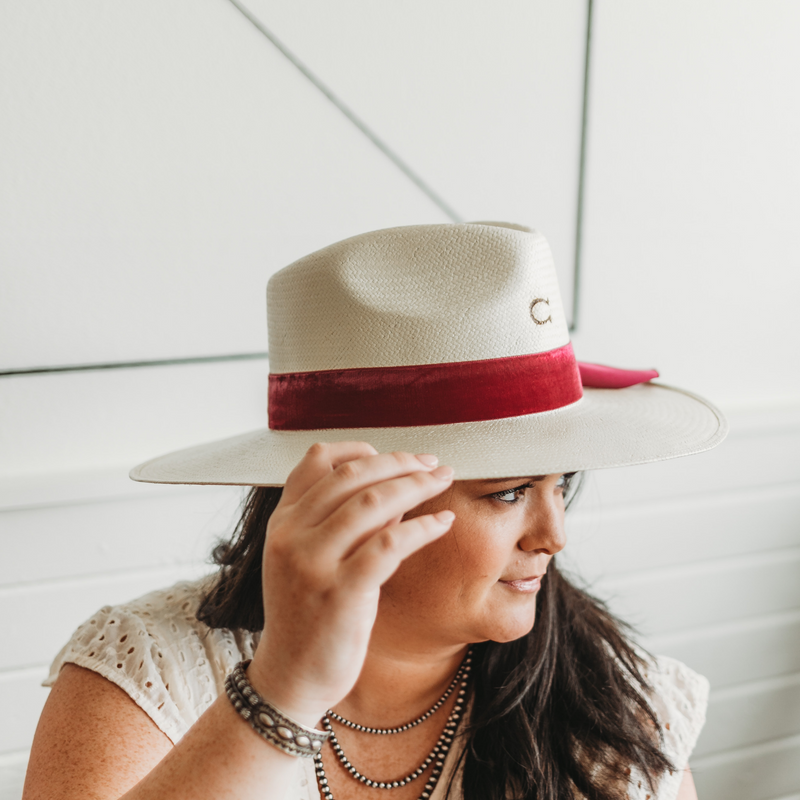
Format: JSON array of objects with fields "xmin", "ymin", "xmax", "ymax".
[{"xmin": 267, "ymin": 223, "xmax": 569, "ymax": 374}]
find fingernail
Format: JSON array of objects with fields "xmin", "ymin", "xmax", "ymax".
[
  {"xmin": 434, "ymin": 510, "xmax": 455, "ymax": 524},
  {"xmin": 431, "ymin": 465, "xmax": 454, "ymax": 480},
  {"xmin": 416, "ymin": 453, "xmax": 439, "ymax": 467}
]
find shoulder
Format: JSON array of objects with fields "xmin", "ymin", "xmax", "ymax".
[
  {"xmin": 44, "ymin": 576, "xmax": 260, "ymax": 743},
  {"xmin": 630, "ymin": 653, "xmax": 709, "ymax": 800},
  {"xmin": 641, "ymin": 653, "xmax": 709, "ymax": 760}
]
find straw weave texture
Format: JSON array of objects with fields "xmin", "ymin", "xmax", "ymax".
[{"xmin": 267, "ymin": 224, "xmax": 568, "ymax": 373}]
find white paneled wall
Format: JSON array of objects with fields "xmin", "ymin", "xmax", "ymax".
[
  {"xmin": 0, "ymin": 360, "xmax": 270, "ymax": 478},
  {"xmin": 562, "ymin": 409, "xmax": 800, "ymax": 799},
  {"xmin": 566, "ymin": 2, "xmax": 800, "ymax": 798},
  {"xmin": 0, "ymin": 479, "xmax": 243, "ymax": 797},
  {"xmin": 2, "ymin": 2, "xmax": 799, "ymax": 800}
]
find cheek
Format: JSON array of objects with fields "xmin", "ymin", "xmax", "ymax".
[
  {"xmin": 381, "ymin": 523, "xmax": 507, "ymax": 610},
  {"xmin": 381, "ymin": 531, "xmax": 462, "ymax": 609}
]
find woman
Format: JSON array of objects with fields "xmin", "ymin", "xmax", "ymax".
[{"xmin": 24, "ymin": 223, "xmax": 726, "ymax": 800}]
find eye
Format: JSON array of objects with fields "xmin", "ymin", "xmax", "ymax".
[
  {"xmin": 489, "ymin": 482, "xmax": 533, "ymax": 504},
  {"xmin": 556, "ymin": 472, "xmax": 577, "ymax": 495}
]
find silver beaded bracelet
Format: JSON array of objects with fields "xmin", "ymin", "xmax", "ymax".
[{"xmin": 225, "ymin": 660, "xmax": 330, "ymax": 758}]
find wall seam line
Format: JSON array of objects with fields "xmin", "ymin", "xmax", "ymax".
[
  {"xmin": 571, "ymin": 0, "xmax": 593, "ymax": 332},
  {"xmin": 224, "ymin": 0, "xmax": 463, "ymax": 224}
]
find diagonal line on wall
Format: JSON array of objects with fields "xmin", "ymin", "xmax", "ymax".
[{"xmin": 225, "ymin": 0, "xmax": 462, "ymax": 223}]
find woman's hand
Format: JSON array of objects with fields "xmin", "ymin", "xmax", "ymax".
[
  {"xmin": 25, "ymin": 444, "xmax": 450, "ymax": 800},
  {"xmin": 247, "ymin": 442, "xmax": 455, "ymax": 726}
]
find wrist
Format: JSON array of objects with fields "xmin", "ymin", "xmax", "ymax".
[
  {"xmin": 226, "ymin": 661, "xmax": 330, "ymax": 759},
  {"xmin": 245, "ymin": 660, "xmax": 327, "ymax": 730}
]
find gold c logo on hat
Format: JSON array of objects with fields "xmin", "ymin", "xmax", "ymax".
[{"xmin": 529, "ymin": 298, "xmax": 552, "ymax": 325}]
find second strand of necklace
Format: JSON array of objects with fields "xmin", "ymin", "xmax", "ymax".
[{"xmin": 316, "ymin": 650, "xmax": 472, "ymax": 799}]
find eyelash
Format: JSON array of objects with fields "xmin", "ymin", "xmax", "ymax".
[
  {"xmin": 490, "ymin": 482, "xmax": 533, "ymax": 504},
  {"xmin": 489, "ymin": 473, "xmax": 576, "ymax": 505}
]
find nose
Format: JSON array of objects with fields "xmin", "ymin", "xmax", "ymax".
[{"xmin": 517, "ymin": 493, "xmax": 567, "ymax": 555}]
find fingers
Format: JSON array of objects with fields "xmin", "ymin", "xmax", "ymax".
[
  {"xmin": 341, "ymin": 510, "xmax": 456, "ymax": 592},
  {"xmin": 315, "ymin": 466, "xmax": 454, "ymax": 560},
  {"xmin": 280, "ymin": 441, "xmax": 379, "ymax": 505},
  {"xmin": 273, "ymin": 442, "xmax": 453, "ymax": 585},
  {"xmin": 292, "ymin": 450, "xmax": 442, "ymax": 528}
]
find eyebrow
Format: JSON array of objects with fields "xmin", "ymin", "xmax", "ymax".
[{"xmin": 481, "ymin": 476, "xmax": 546, "ymax": 486}]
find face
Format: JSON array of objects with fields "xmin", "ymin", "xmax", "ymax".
[{"xmin": 376, "ymin": 474, "xmax": 572, "ymax": 648}]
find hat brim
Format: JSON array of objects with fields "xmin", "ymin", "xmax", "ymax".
[{"xmin": 130, "ymin": 383, "xmax": 727, "ymax": 486}]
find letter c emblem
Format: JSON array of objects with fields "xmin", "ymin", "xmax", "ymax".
[{"xmin": 529, "ymin": 298, "xmax": 552, "ymax": 325}]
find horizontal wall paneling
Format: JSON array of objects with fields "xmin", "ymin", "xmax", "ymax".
[
  {"xmin": 645, "ymin": 611, "xmax": 800, "ymax": 690},
  {"xmin": 0, "ymin": 669, "xmax": 48, "ymax": 757},
  {"xmin": 692, "ymin": 734, "xmax": 800, "ymax": 800},
  {"xmin": 696, "ymin": 672, "xmax": 800, "ymax": 758},
  {"xmin": 0, "ymin": 564, "xmax": 214, "ymax": 673}
]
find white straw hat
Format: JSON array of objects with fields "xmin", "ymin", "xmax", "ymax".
[{"xmin": 131, "ymin": 223, "xmax": 727, "ymax": 486}]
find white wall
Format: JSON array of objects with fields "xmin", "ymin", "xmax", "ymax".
[
  {"xmin": 1, "ymin": 2, "xmax": 798, "ymax": 799},
  {"xmin": 572, "ymin": 0, "xmax": 800, "ymax": 410},
  {"xmin": 567, "ymin": 2, "xmax": 800, "ymax": 797}
]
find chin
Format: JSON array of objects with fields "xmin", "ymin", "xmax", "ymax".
[{"xmin": 484, "ymin": 606, "xmax": 538, "ymax": 644}]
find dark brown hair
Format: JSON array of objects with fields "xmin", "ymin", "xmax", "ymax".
[{"xmin": 198, "ymin": 485, "xmax": 673, "ymax": 800}]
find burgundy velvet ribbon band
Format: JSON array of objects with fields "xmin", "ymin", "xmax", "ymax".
[
  {"xmin": 268, "ymin": 346, "xmax": 659, "ymax": 431},
  {"xmin": 269, "ymin": 344, "xmax": 583, "ymax": 430}
]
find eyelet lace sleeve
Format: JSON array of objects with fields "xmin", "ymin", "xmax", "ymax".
[
  {"xmin": 627, "ymin": 654, "xmax": 710, "ymax": 800},
  {"xmin": 43, "ymin": 578, "xmax": 259, "ymax": 744}
]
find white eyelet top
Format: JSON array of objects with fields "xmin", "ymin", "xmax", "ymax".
[{"xmin": 45, "ymin": 579, "xmax": 709, "ymax": 800}]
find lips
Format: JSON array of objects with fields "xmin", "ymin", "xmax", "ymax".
[{"xmin": 499, "ymin": 575, "xmax": 543, "ymax": 593}]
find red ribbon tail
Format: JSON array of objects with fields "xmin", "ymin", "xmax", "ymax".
[{"xmin": 578, "ymin": 362, "xmax": 659, "ymax": 389}]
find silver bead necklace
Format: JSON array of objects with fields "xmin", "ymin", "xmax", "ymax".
[
  {"xmin": 326, "ymin": 653, "xmax": 471, "ymax": 734},
  {"xmin": 314, "ymin": 650, "xmax": 472, "ymax": 800}
]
